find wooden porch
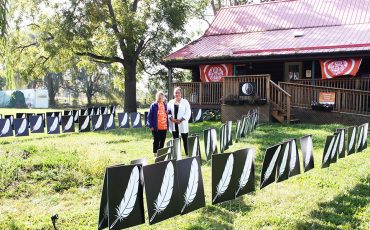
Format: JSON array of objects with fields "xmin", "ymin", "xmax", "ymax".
[{"xmin": 173, "ymin": 75, "xmax": 370, "ymax": 123}]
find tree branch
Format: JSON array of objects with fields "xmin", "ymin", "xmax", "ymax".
[
  {"xmin": 138, "ymin": 58, "xmax": 162, "ymax": 76},
  {"xmin": 132, "ymin": 0, "xmax": 139, "ymax": 12},
  {"xmin": 105, "ymin": 0, "xmax": 127, "ymax": 53},
  {"xmin": 75, "ymin": 51, "xmax": 124, "ymax": 64}
]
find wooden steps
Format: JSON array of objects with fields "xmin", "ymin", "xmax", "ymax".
[{"xmin": 271, "ymin": 109, "xmax": 300, "ymax": 124}]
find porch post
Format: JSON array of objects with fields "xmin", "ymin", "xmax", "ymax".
[
  {"xmin": 311, "ymin": 61, "xmax": 315, "ymax": 85},
  {"xmin": 167, "ymin": 67, "xmax": 173, "ymax": 100}
]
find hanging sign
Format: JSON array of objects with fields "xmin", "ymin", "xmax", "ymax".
[
  {"xmin": 320, "ymin": 59, "xmax": 362, "ymax": 79},
  {"xmin": 200, "ymin": 64, "xmax": 233, "ymax": 82}
]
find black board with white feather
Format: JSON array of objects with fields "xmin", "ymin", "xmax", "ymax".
[
  {"xmin": 336, "ymin": 129, "xmax": 346, "ymax": 159},
  {"xmin": 29, "ymin": 115, "xmax": 44, "ymax": 133},
  {"xmin": 47, "ymin": 116, "xmax": 60, "ymax": 135},
  {"xmin": 176, "ymin": 156, "xmax": 205, "ymax": 215},
  {"xmin": 322, "ymin": 135, "xmax": 335, "ymax": 168},
  {"xmin": 61, "ymin": 115, "xmax": 75, "ymax": 133},
  {"xmin": 300, "ymin": 135, "xmax": 314, "ymax": 172},
  {"xmin": 329, "ymin": 133, "xmax": 339, "ymax": 164},
  {"xmin": 226, "ymin": 120, "xmax": 233, "ymax": 147},
  {"xmin": 63, "ymin": 110, "xmax": 73, "ymax": 116},
  {"xmin": 0, "ymin": 118, "xmax": 13, "ymax": 137},
  {"xmin": 212, "ymin": 152, "xmax": 235, "ymax": 204},
  {"xmin": 156, "ymin": 146, "xmax": 173, "ymax": 160},
  {"xmin": 233, "ymin": 148, "xmax": 255, "ymax": 198},
  {"xmin": 92, "ymin": 115, "xmax": 104, "ymax": 131},
  {"xmin": 347, "ymin": 126, "xmax": 357, "ymax": 155},
  {"xmin": 73, "ymin": 110, "xmax": 79, "ymax": 123},
  {"xmin": 80, "ymin": 109, "xmax": 89, "ymax": 116},
  {"xmin": 260, "ymin": 144, "xmax": 282, "ymax": 189},
  {"xmin": 360, "ymin": 122, "xmax": 368, "ymax": 151},
  {"xmin": 187, "ymin": 135, "xmax": 201, "ymax": 158},
  {"xmin": 219, "ymin": 124, "xmax": 226, "ymax": 154},
  {"xmin": 107, "ymin": 164, "xmax": 145, "ymax": 229},
  {"xmin": 16, "ymin": 113, "xmax": 26, "ymax": 118},
  {"xmin": 288, "ymin": 139, "xmax": 301, "ymax": 178},
  {"xmin": 276, "ymin": 142, "xmax": 290, "ymax": 183},
  {"xmin": 88, "ymin": 107, "xmax": 94, "ymax": 116},
  {"xmin": 110, "ymin": 105, "xmax": 116, "ymax": 116},
  {"xmin": 4, "ymin": 115, "xmax": 14, "ymax": 126},
  {"xmin": 79, "ymin": 115, "xmax": 91, "ymax": 132},
  {"xmin": 143, "ymin": 160, "xmax": 180, "ymax": 225},
  {"xmin": 356, "ymin": 124, "xmax": 367, "ymax": 152},
  {"xmin": 118, "ymin": 112, "xmax": 130, "ymax": 128},
  {"xmin": 235, "ymin": 119, "xmax": 241, "ymax": 143},
  {"xmin": 104, "ymin": 114, "xmax": 115, "ymax": 130},
  {"xmin": 192, "ymin": 108, "xmax": 203, "ymax": 123},
  {"xmin": 166, "ymin": 138, "xmax": 181, "ymax": 160},
  {"xmin": 130, "ymin": 112, "xmax": 142, "ymax": 128},
  {"xmin": 14, "ymin": 118, "xmax": 29, "ymax": 137}
]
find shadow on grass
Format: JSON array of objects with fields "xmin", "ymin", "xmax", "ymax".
[
  {"xmin": 186, "ymin": 196, "xmax": 252, "ymax": 229},
  {"xmin": 295, "ymin": 175, "xmax": 370, "ymax": 229}
]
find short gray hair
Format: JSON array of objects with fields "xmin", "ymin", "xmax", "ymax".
[{"xmin": 156, "ymin": 91, "xmax": 165, "ymax": 102}]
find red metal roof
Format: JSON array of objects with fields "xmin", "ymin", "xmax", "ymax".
[{"xmin": 164, "ymin": 0, "xmax": 370, "ymax": 64}]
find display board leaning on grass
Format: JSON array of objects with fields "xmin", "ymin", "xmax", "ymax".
[{"xmin": 167, "ymin": 87, "xmax": 191, "ymax": 155}]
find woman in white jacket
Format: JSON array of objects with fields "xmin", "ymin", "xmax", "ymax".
[{"xmin": 167, "ymin": 87, "xmax": 191, "ymax": 155}]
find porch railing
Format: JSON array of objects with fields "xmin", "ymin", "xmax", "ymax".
[
  {"xmin": 279, "ymin": 82, "xmax": 370, "ymax": 115},
  {"xmin": 172, "ymin": 82, "xmax": 222, "ymax": 105},
  {"xmin": 292, "ymin": 77, "xmax": 370, "ymax": 91},
  {"xmin": 270, "ymin": 80, "xmax": 291, "ymax": 122},
  {"xmin": 222, "ymin": 75, "xmax": 271, "ymax": 103}
]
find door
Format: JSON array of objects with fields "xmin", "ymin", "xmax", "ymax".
[{"xmin": 284, "ymin": 62, "xmax": 302, "ymax": 82}]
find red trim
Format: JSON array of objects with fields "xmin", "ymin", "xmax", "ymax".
[{"xmin": 233, "ymin": 43, "xmax": 370, "ymax": 55}]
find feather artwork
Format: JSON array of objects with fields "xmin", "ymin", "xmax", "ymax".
[
  {"xmin": 110, "ymin": 166, "xmax": 140, "ymax": 229},
  {"xmin": 32, "ymin": 116, "xmax": 43, "ymax": 132},
  {"xmin": 1, "ymin": 119, "xmax": 10, "ymax": 135},
  {"xmin": 95, "ymin": 115, "xmax": 103, "ymax": 130},
  {"xmin": 192, "ymin": 137, "xmax": 198, "ymax": 157},
  {"xmin": 338, "ymin": 130, "xmax": 345, "ymax": 155},
  {"xmin": 133, "ymin": 113, "xmax": 140, "ymax": 127},
  {"xmin": 357, "ymin": 126, "xmax": 363, "ymax": 150},
  {"xmin": 323, "ymin": 137, "xmax": 335, "ymax": 164},
  {"xmin": 63, "ymin": 116, "xmax": 73, "ymax": 132},
  {"xmin": 80, "ymin": 116, "xmax": 90, "ymax": 131},
  {"xmin": 181, "ymin": 158, "xmax": 199, "ymax": 213},
  {"xmin": 150, "ymin": 161, "xmax": 174, "ymax": 223},
  {"xmin": 331, "ymin": 135, "xmax": 340, "ymax": 159},
  {"xmin": 106, "ymin": 114, "xmax": 114, "ymax": 128},
  {"xmin": 213, "ymin": 154, "xmax": 234, "ymax": 202},
  {"xmin": 206, "ymin": 130, "xmax": 211, "ymax": 157},
  {"xmin": 74, "ymin": 112, "xmax": 79, "ymax": 121},
  {"xmin": 195, "ymin": 109, "xmax": 202, "ymax": 122},
  {"xmin": 103, "ymin": 107, "xmax": 108, "ymax": 114},
  {"xmin": 305, "ymin": 137, "xmax": 313, "ymax": 167},
  {"xmin": 48, "ymin": 118, "xmax": 59, "ymax": 133},
  {"xmin": 348, "ymin": 127, "xmax": 356, "ymax": 151},
  {"xmin": 262, "ymin": 145, "xmax": 281, "ymax": 185},
  {"xmin": 235, "ymin": 151, "xmax": 254, "ymax": 197},
  {"xmin": 121, "ymin": 113, "xmax": 128, "ymax": 127},
  {"xmin": 211, "ymin": 129, "xmax": 217, "ymax": 153},
  {"xmin": 84, "ymin": 110, "xmax": 88, "ymax": 116},
  {"xmin": 16, "ymin": 119, "xmax": 28, "ymax": 135},
  {"xmin": 289, "ymin": 140, "xmax": 297, "ymax": 173},
  {"xmin": 362, "ymin": 123, "xmax": 368, "ymax": 146},
  {"xmin": 279, "ymin": 144, "xmax": 290, "ymax": 176}
]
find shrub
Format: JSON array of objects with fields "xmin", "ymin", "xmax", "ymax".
[{"xmin": 8, "ymin": 91, "xmax": 27, "ymax": 108}]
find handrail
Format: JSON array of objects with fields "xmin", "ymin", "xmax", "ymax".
[
  {"xmin": 270, "ymin": 80, "xmax": 291, "ymax": 123},
  {"xmin": 292, "ymin": 77, "xmax": 370, "ymax": 91},
  {"xmin": 279, "ymin": 82, "xmax": 370, "ymax": 115}
]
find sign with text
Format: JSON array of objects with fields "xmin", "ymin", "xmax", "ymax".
[
  {"xmin": 320, "ymin": 59, "xmax": 362, "ymax": 79},
  {"xmin": 319, "ymin": 92, "xmax": 335, "ymax": 105}
]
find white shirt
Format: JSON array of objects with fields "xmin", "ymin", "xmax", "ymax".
[{"xmin": 167, "ymin": 98, "xmax": 191, "ymax": 133}]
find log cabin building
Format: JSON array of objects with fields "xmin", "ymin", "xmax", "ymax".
[{"xmin": 162, "ymin": 0, "xmax": 370, "ymax": 124}]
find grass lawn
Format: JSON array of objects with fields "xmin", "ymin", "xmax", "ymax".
[{"xmin": 0, "ymin": 108, "xmax": 369, "ymax": 229}]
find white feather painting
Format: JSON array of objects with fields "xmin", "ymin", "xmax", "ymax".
[
  {"xmin": 150, "ymin": 161, "xmax": 174, "ymax": 223},
  {"xmin": 213, "ymin": 154, "xmax": 234, "ymax": 203},
  {"xmin": 110, "ymin": 166, "xmax": 140, "ymax": 229},
  {"xmin": 181, "ymin": 158, "xmax": 199, "ymax": 213},
  {"xmin": 235, "ymin": 150, "xmax": 254, "ymax": 197},
  {"xmin": 1, "ymin": 119, "xmax": 11, "ymax": 136}
]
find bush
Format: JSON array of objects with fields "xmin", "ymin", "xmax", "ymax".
[{"xmin": 8, "ymin": 91, "xmax": 27, "ymax": 108}]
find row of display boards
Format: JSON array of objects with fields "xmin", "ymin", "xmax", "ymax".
[
  {"xmin": 0, "ymin": 107, "xmax": 204, "ymax": 137},
  {"xmin": 152, "ymin": 110, "xmax": 258, "ymax": 163},
  {"xmin": 98, "ymin": 120, "xmax": 368, "ymax": 229}
]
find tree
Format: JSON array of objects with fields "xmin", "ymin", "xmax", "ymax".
[
  {"xmin": 0, "ymin": 0, "xmax": 7, "ymax": 37},
  {"xmin": 48, "ymin": 0, "xmax": 206, "ymax": 112},
  {"xmin": 44, "ymin": 72, "xmax": 63, "ymax": 107}
]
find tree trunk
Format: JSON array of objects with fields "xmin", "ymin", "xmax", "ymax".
[
  {"xmin": 45, "ymin": 75, "xmax": 56, "ymax": 108},
  {"xmin": 123, "ymin": 59, "xmax": 137, "ymax": 112}
]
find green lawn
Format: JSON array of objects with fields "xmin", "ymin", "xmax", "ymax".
[{"xmin": 0, "ymin": 108, "xmax": 369, "ymax": 229}]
